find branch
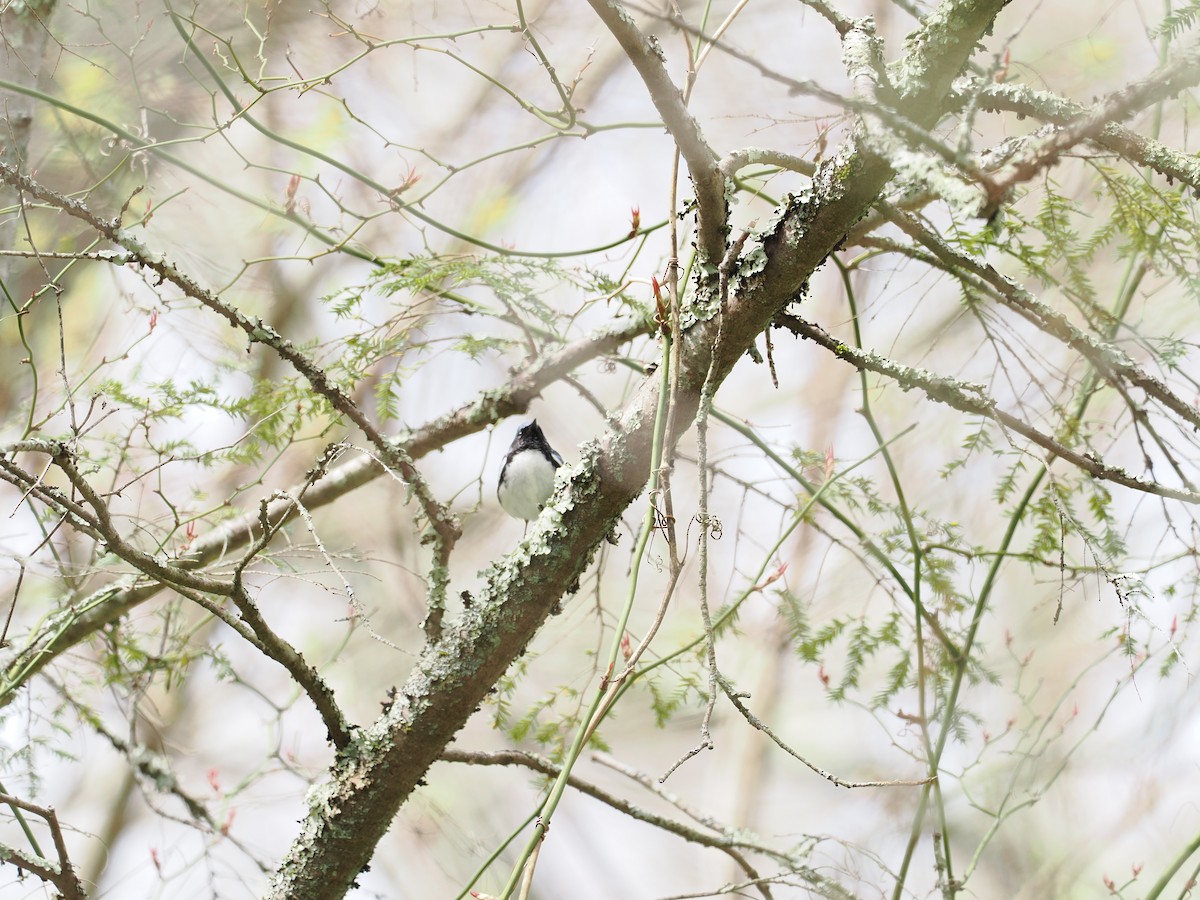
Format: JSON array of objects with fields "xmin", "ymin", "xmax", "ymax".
[
  {"xmin": 172, "ymin": 577, "xmax": 352, "ymax": 750},
  {"xmin": 583, "ymin": 0, "xmax": 727, "ymax": 264},
  {"xmin": 719, "ymin": 147, "xmax": 816, "ymax": 179},
  {"xmin": 231, "ymin": 579, "xmax": 353, "ymax": 748},
  {"xmin": 962, "ymin": 77, "xmax": 1200, "ymax": 195},
  {"xmin": 439, "ymin": 748, "xmax": 800, "ymax": 900},
  {"xmin": 775, "ymin": 314, "xmax": 1200, "ymax": 505},
  {"xmin": 0, "ymin": 441, "xmax": 234, "ymax": 597},
  {"xmin": 48, "ymin": 676, "xmax": 273, "ymax": 872},
  {"xmin": 971, "ymin": 39, "xmax": 1200, "ymax": 209},
  {"xmin": 0, "ymin": 442, "xmax": 352, "ymax": 743},
  {"xmin": 715, "ymin": 672, "xmax": 933, "ymax": 789},
  {"xmin": 0, "ymin": 792, "xmax": 86, "ymax": 900},
  {"xmin": 880, "ymin": 204, "xmax": 1200, "ymax": 437}
]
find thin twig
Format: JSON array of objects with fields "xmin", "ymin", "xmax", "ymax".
[
  {"xmin": 775, "ymin": 316, "xmax": 1200, "ymax": 506},
  {"xmin": 0, "ymin": 791, "xmax": 86, "ymax": 899},
  {"xmin": 439, "ymin": 749, "xmax": 794, "ymax": 900},
  {"xmin": 583, "ymin": 0, "xmax": 727, "ymax": 263},
  {"xmin": 716, "ymin": 673, "xmax": 934, "ymax": 790}
]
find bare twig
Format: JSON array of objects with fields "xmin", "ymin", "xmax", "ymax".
[
  {"xmin": 583, "ymin": 0, "xmax": 727, "ymax": 263},
  {"xmin": 662, "ymin": 230, "xmax": 751, "ymax": 784},
  {"xmin": 0, "ymin": 792, "xmax": 86, "ymax": 900},
  {"xmin": 439, "ymin": 748, "xmax": 796, "ymax": 900},
  {"xmin": 592, "ymin": 751, "xmax": 737, "ymax": 834},
  {"xmin": 716, "ymin": 673, "xmax": 933, "ymax": 789},
  {"xmin": 1, "ymin": 441, "xmax": 234, "ymax": 597}
]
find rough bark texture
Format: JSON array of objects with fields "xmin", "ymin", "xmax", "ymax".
[{"xmin": 267, "ymin": 1, "xmax": 1013, "ymax": 896}]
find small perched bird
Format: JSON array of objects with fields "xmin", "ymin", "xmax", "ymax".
[{"xmin": 497, "ymin": 420, "xmax": 563, "ymax": 521}]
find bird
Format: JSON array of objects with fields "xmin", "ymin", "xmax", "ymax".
[{"xmin": 497, "ymin": 420, "xmax": 563, "ymax": 522}]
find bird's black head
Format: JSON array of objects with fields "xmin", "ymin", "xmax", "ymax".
[
  {"xmin": 507, "ymin": 420, "xmax": 561, "ymax": 467},
  {"xmin": 514, "ymin": 420, "xmax": 546, "ymax": 448}
]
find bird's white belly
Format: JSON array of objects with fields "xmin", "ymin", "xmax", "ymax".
[{"xmin": 498, "ymin": 452, "xmax": 558, "ymax": 520}]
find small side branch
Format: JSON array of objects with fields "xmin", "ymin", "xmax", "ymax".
[
  {"xmin": 776, "ymin": 315, "xmax": 1200, "ymax": 505},
  {"xmin": 716, "ymin": 673, "xmax": 933, "ymax": 789},
  {"xmin": 1, "ymin": 441, "xmax": 234, "ymax": 597},
  {"xmin": 0, "ymin": 792, "xmax": 86, "ymax": 900},
  {"xmin": 583, "ymin": 0, "xmax": 727, "ymax": 263},
  {"xmin": 963, "ymin": 78, "xmax": 1200, "ymax": 194},
  {"xmin": 440, "ymin": 748, "xmax": 786, "ymax": 900},
  {"xmin": 229, "ymin": 580, "xmax": 353, "ymax": 749}
]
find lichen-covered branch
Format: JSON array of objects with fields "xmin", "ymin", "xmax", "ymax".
[
  {"xmin": 972, "ymin": 39, "xmax": 1200, "ymax": 208},
  {"xmin": 962, "ymin": 77, "xmax": 1200, "ymax": 194},
  {"xmin": 775, "ymin": 314, "xmax": 1200, "ymax": 505}
]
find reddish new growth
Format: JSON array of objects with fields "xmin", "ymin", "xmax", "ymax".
[
  {"xmin": 651, "ymin": 275, "xmax": 670, "ymax": 336},
  {"xmin": 284, "ymin": 174, "xmax": 301, "ymax": 215}
]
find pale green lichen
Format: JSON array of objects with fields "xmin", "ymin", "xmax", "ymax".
[
  {"xmin": 888, "ymin": 148, "xmax": 987, "ymax": 218},
  {"xmin": 889, "ymin": 2, "xmax": 984, "ymax": 97},
  {"xmin": 841, "ymin": 18, "xmax": 882, "ymax": 85},
  {"xmin": 737, "ymin": 244, "xmax": 769, "ymax": 282},
  {"xmin": 760, "ymin": 191, "xmax": 805, "ymax": 235}
]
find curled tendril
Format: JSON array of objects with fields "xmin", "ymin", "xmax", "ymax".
[{"xmin": 696, "ymin": 513, "xmax": 722, "ymax": 540}]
